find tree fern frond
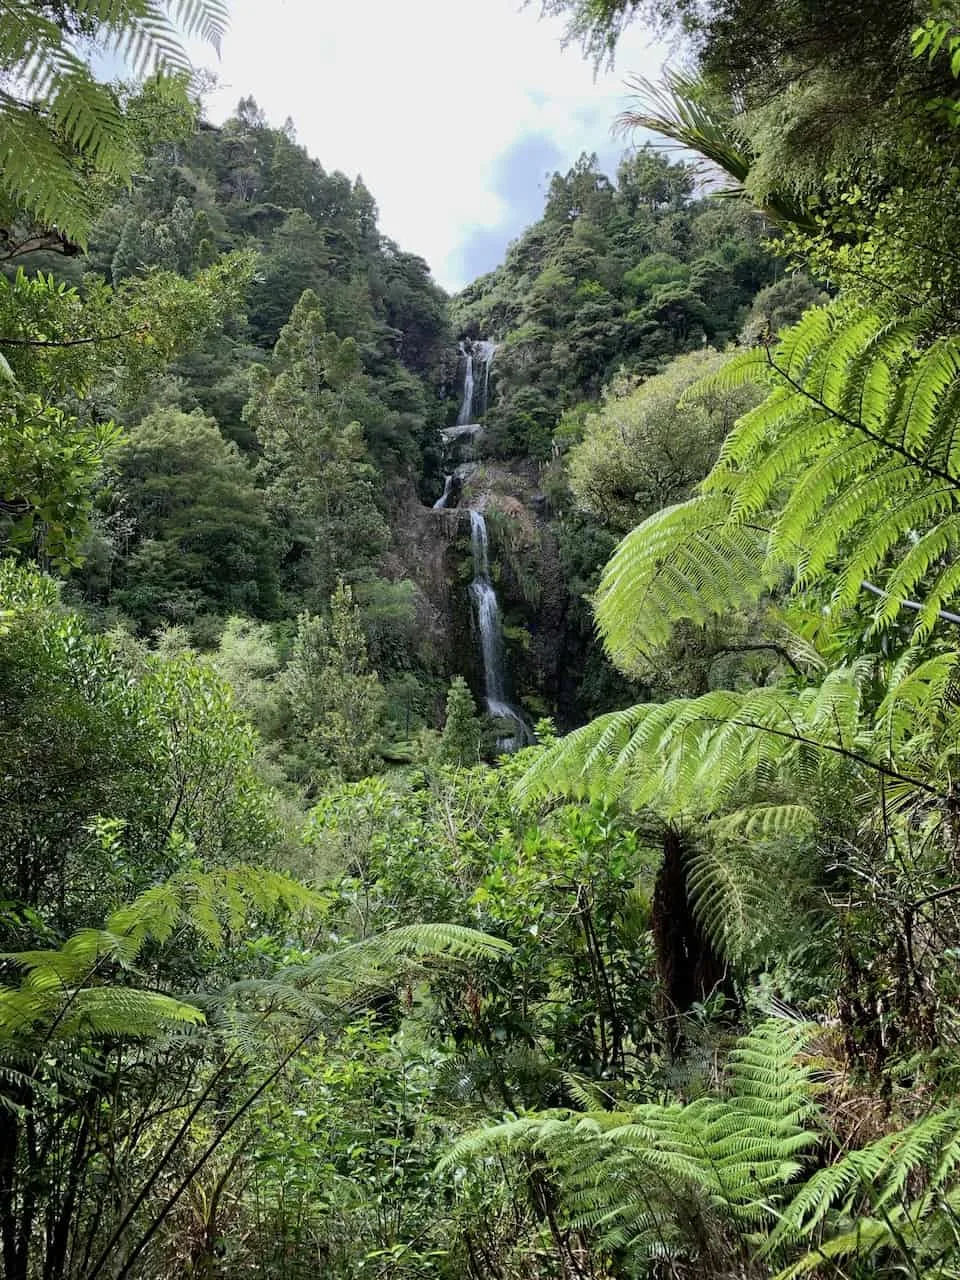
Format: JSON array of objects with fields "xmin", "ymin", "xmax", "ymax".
[
  {"xmin": 517, "ymin": 673, "xmax": 884, "ymax": 821},
  {"xmin": 0, "ymin": 0, "xmax": 227, "ymax": 240},
  {"xmin": 362, "ymin": 922, "xmax": 513, "ymax": 961},
  {"xmin": 444, "ymin": 1020, "xmax": 821, "ymax": 1262},
  {"xmin": 687, "ymin": 830, "xmax": 821, "ymax": 963},
  {"xmin": 594, "ymin": 495, "xmax": 769, "ymax": 669},
  {"xmin": 596, "ymin": 301, "xmax": 960, "ymax": 672},
  {"xmin": 764, "ymin": 1110, "xmax": 960, "ymax": 1275},
  {"xmin": 708, "ymin": 804, "xmax": 816, "ymax": 841},
  {"xmin": 447, "ymin": 1021, "xmax": 960, "ymax": 1275},
  {"xmin": 0, "ymin": 866, "xmax": 323, "ymax": 1046}
]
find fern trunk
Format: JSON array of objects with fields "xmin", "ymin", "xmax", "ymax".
[{"xmin": 653, "ymin": 829, "xmax": 732, "ymax": 1053}]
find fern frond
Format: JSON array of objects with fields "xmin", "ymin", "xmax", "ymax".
[
  {"xmin": 517, "ymin": 674, "xmax": 878, "ymax": 820},
  {"xmin": 444, "ymin": 1020, "xmax": 821, "ymax": 1262},
  {"xmin": 594, "ymin": 494, "xmax": 769, "ymax": 668},
  {"xmin": 361, "ymin": 923, "xmax": 512, "ymax": 962},
  {"xmin": 0, "ymin": 866, "xmax": 324, "ymax": 1047},
  {"xmin": 766, "ymin": 1110, "xmax": 960, "ymax": 1276},
  {"xmin": 0, "ymin": 0, "xmax": 227, "ymax": 240},
  {"xmin": 597, "ymin": 302, "xmax": 960, "ymax": 672},
  {"xmin": 708, "ymin": 804, "xmax": 816, "ymax": 841}
]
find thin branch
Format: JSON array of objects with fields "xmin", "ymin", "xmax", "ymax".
[
  {"xmin": 908, "ymin": 883, "xmax": 960, "ymax": 912},
  {"xmin": 861, "ymin": 579, "xmax": 960, "ymax": 626},
  {"xmin": 0, "ymin": 329, "xmax": 140, "ymax": 349},
  {"xmin": 110, "ymin": 1016, "xmax": 332, "ymax": 1280},
  {"xmin": 0, "ymin": 231, "xmax": 80, "ymax": 261},
  {"xmin": 82, "ymin": 1040, "xmax": 243, "ymax": 1279}
]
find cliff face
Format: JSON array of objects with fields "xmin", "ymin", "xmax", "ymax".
[
  {"xmin": 390, "ymin": 461, "xmax": 617, "ymax": 731},
  {"xmin": 386, "ymin": 479, "xmax": 464, "ymax": 665}
]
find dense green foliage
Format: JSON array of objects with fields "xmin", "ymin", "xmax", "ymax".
[
  {"xmin": 0, "ymin": 0, "xmax": 223, "ymax": 247},
  {"xmin": 453, "ymin": 146, "xmax": 777, "ymax": 460},
  {"xmin": 10, "ymin": 0, "xmax": 960, "ymax": 1277}
]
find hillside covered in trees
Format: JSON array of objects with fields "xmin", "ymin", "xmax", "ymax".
[{"xmin": 6, "ymin": 1, "xmax": 960, "ymax": 1278}]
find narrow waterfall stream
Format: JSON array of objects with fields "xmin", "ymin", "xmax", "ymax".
[
  {"xmin": 469, "ymin": 509, "xmax": 531, "ymax": 746},
  {"xmin": 435, "ymin": 340, "xmax": 528, "ymax": 744},
  {"xmin": 456, "ymin": 338, "xmax": 498, "ymax": 425},
  {"xmin": 433, "ymin": 473, "xmax": 454, "ymax": 510},
  {"xmin": 455, "ymin": 341, "xmax": 475, "ymax": 426},
  {"xmin": 435, "ymin": 340, "xmax": 499, "ymax": 509},
  {"xmin": 473, "ymin": 339, "xmax": 498, "ymax": 419}
]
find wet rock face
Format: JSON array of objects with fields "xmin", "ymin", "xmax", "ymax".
[
  {"xmin": 387, "ymin": 485, "xmax": 465, "ymax": 669},
  {"xmin": 397, "ymin": 463, "xmax": 616, "ymax": 729},
  {"xmin": 405, "ymin": 336, "xmax": 626, "ymax": 728},
  {"xmin": 440, "ymin": 423, "xmax": 485, "ymax": 446}
]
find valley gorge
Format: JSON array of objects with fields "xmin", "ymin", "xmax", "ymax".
[{"xmin": 9, "ymin": 3, "xmax": 960, "ymax": 1274}]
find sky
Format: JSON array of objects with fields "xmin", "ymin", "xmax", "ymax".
[{"xmin": 188, "ymin": 0, "xmax": 671, "ymax": 291}]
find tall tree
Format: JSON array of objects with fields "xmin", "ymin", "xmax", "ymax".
[
  {"xmin": 105, "ymin": 407, "xmax": 279, "ymax": 630},
  {"xmin": 438, "ymin": 676, "xmax": 483, "ymax": 767},
  {"xmin": 243, "ymin": 289, "xmax": 390, "ymax": 607},
  {"xmin": 284, "ymin": 581, "xmax": 386, "ymax": 784}
]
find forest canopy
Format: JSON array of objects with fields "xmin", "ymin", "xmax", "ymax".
[{"xmin": 5, "ymin": 1, "xmax": 960, "ymax": 1278}]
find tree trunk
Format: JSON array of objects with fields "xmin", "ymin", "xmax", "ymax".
[{"xmin": 652, "ymin": 828, "xmax": 731, "ymax": 1055}]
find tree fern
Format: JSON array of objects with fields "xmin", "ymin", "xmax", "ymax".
[
  {"xmin": 595, "ymin": 304, "xmax": 960, "ymax": 672},
  {"xmin": 516, "ymin": 669, "xmax": 882, "ymax": 822},
  {"xmin": 0, "ymin": 0, "xmax": 228, "ymax": 243},
  {"xmin": 443, "ymin": 1019, "xmax": 820, "ymax": 1266},
  {"xmin": 444, "ymin": 1019, "xmax": 960, "ymax": 1276},
  {"xmin": 0, "ymin": 869, "xmax": 511, "ymax": 1048}
]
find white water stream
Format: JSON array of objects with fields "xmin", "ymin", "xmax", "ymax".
[
  {"xmin": 455, "ymin": 339, "xmax": 498, "ymax": 425},
  {"xmin": 468, "ymin": 509, "xmax": 531, "ymax": 747}
]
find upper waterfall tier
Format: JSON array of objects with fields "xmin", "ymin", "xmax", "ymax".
[{"xmin": 455, "ymin": 339, "xmax": 498, "ymax": 425}]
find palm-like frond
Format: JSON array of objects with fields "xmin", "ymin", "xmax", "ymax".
[
  {"xmin": 617, "ymin": 71, "xmax": 819, "ymax": 232},
  {"xmin": 0, "ymin": 0, "xmax": 228, "ymax": 241},
  {"xmin": 516, "ymin": 667, "xmax": 877, "ymax": 821},
  {"xmin": 0, "ymin": 861, "xmax": 512, "ymax": 1052},
  {"xmin": 595, "ymin": 304, "xmax": 960, "ymax": 671},
  {"xmin": 444, "ymin": 1020, "xmax": 820, "ymax": 1261},
  {"xmin": 446, "ymin": 1019, "xmax": 960, "ymax": 1276}
]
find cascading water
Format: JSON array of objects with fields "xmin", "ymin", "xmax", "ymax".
[
  {"xmin": 473, "ymin": 339, "xmax": 498, "ymax": 419},
  {"xmin": 455, "ymin": 339, "xmax": 498, "ymax": 425},
  {"xmin": 468, "ymin": 509, "xmax": 531, "ymax": 747},
  {"xmin": 437, "ymin": 342, "xmax": 527, "ymax": 743},
  {"xmin": 433, "ymin": 473, "xmax": 454, "ymax": 510},
  {"xmin": 434, "ymin": 341, "xmax": 499, "ymax": 507},
  {"xmin": 456, "ymin": 342, "xmax": 475, "ymax": 426}
]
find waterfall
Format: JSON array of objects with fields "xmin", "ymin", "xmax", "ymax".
[
  {"xmin": 456, "ymin": 339, "xmax": 498, "ymax": 425},
  {"xmin": 456, "ymin": 342, "xmax": 475, "ymax": 425},
  {"xmin": 474, "ymin": 339, "xmax": 498, "ymax": 419},
  {"xmin": 433, "ymin": 474, "xmax": 454, "ymax": 509},
  {"xmin": 468, "ymin": 510, "xmax": 531, "ymax": 747}
]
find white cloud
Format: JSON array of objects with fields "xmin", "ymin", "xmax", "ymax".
[{"xmin": 191, "ymin": 0, "xmax": 669, "ymax": 289}]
